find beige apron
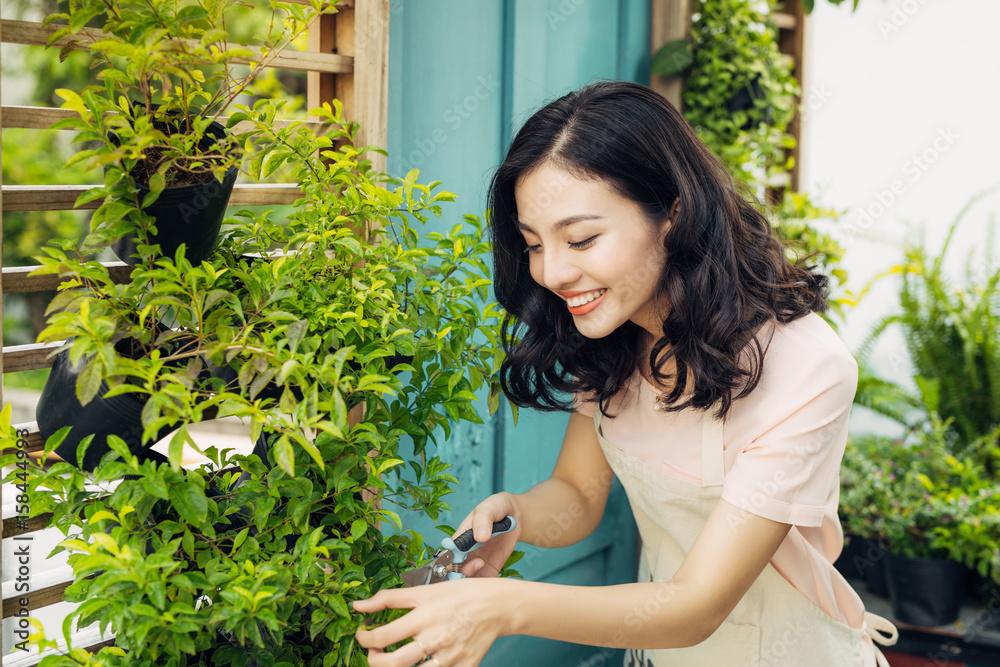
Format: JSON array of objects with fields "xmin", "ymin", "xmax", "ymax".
[{"xmin": 594, "ymin": 406, "xmax": 898, "ymax": 666}]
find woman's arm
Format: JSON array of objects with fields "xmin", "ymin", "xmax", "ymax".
[
  {"xmin": 500, "ymin": 410, "xmax": 615, "ymax": 547},
  {"xmin": 505, "ymin": 499, "xmax": 791, "ymax": 647},
  {"xmin": 354, "ymin": 498, "xmax": 791, "ymax": 666},
  {"xmin": 448, "ymin": 411, "xmax": 614, "ymax": 579}
]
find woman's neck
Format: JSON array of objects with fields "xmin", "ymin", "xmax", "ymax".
[{"xmin": 637, "ymin": 332, "xmax": 680, "ymax": 392}]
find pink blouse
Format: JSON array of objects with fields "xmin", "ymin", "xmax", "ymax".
[{"xmin": 574, "ymin": 312, "xmax": 867, "ymax": 632}]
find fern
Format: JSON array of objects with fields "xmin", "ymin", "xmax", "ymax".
[{"xmin": 856, "ymin": 187, "xmax": 1000, "ymax": 466}]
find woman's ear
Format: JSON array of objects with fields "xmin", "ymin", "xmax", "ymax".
[{"xmin": 669, "ymin": 197, "xmax": 680, "ymax": 221}]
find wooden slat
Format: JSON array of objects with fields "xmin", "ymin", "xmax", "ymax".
[
  {"xmin": 226, "ymin": 183, "xmax": 302, "ymax": 206},
  {"xmin": 289, "ymin": 0, "xmax": 354, "ymax": 6},
  {"xmin": 0, "ymin": 105, "xmax": 66, "ymax": 130},
  {"xmin": 771, "ymin": 0, "xmax": 808, "ymax": 197},
  {"xmin": 80, "ymin": 639, "xmax": 116, "ymax": 654},
  {"xmin": 3, "ymin": 262, "xmax": 131, "ymax": 294},
  {"xmin": 0, "ymin": 19, "xmax": 353, "ymax": 75},
  {"xmin": 5, "ymin": 423, "xmax": 43, "ymax": 455},
  {"xmin": 0, "ymin": 105, "xmax": 334, "ymax": 134},
  {"xmin": 2, "ymin": 183, "xmax": 301, "ymax": 211},
  {"xmin": 307, "ymin": 14, "xmax": 339, "ymax": 123},
  {"xmin": 2, "ymin": 341, "xmax": 64, "ymax": 373},
  {"xmin": 772, "ymin": 11, "xmax": 796, "ymax": 30},
  {"xmin": 650, "ymin": 0, "xmax": 692, "ymax": 111},
  {"xmin": 1, "ymin": 14, "xmax": 6, "ymax": 430},
  {"xmin": 3, "ymin": 577, "xmax": 75, "ymax": 617},
  {"xmin": 1, "ymin": 18, "xmax": 5, "ymax": 652},
  {"xmin": 353, "ymin": 0, "xmax": 389, "ymax": 175},
  {"xmin": 3, "ymin": 512, "xmax": 54, "ymax": 539}
]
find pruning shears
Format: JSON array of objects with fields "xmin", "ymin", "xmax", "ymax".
[{"xmin": 400, "ymin": 516, "xmax": 517, "ymax": 586}]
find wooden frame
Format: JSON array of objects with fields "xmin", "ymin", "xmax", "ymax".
[{"xmin": 0, "ymin": 1, "xmax": 388, "ymax": 661}]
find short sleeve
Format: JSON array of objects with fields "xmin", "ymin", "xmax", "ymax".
[{"xmin": 720, "ymin": 347, "xmax": 859, "ymax": 528}]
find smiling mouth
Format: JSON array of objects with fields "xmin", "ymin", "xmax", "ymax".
[{"xmin": 565, "ymin": 289, "xmax": 607, "ymax": 307}]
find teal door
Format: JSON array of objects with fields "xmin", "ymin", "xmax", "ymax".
[{"xmin": 388, "ymin": 2, "xmax": 650, "ymax": 664}]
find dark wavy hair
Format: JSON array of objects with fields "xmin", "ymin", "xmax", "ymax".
[{"xmin": 487, "ymin": 80, "xmax": 830, "ymax": 420}]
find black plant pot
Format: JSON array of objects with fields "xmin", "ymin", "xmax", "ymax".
[
  {"xmin": 36, "ymin": 347, "xmax": 179, "ymax": 471},
  {"xmin": 835, "ymin": 535, "xmax": 889, "ymax": 595},
  {"xmin": 885, "ymin": 552, "xmax": 965, "ymax": 626},
  {"xmin": 865, "ymin": 553, "xmax": 889, "ymax": 598},
  {"xmin": 111, "ymin": 115, "xmax": 237, "ymax": 266},
  {"xmin": 834, "ymin": 533, "xmax": 868, "ymax": 580},
  {"xmin": 727, "ymin": 73, "xmax": 774, "ymax": 131}
]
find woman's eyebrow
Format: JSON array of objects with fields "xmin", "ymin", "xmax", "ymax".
[{"xmin": 516, "ymin": 214, "xmax": 604, "ymax": 234}]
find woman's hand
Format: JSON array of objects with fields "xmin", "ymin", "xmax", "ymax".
[
  {"xmin": 452, "ymin": 492, "xmax": 522, "ymax": 578},
  {"xmin": 353, "ymin": 577, "xmax": 515, "ymax": 667}
]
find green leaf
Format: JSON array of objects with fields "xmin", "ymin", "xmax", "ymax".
[
  {"xmin": 75, "ymin": 358, "xmax": 104, "ymax": 406},
  {"xmin": 487, "ymin": 384, "xmax": 500, "ymax": 416},
  {"xmin": 182, "ymin": 530, "xmax": 195, "ymax": 559},
  {"xmin": 286, "ymin": 318, "xmax": 308, "ymax": 353},
  {"xmin": 68, "ymin": 6, "xmax": 103, "ymax": 31},
  {"xmin": 274, "ymin": 435, "xmax": 295, "ymax": 477},
  {"xmin": 168, "ymin": 482, "xmax": 209, "ymax": 524},
  {"xmin": 232, "ymin": 527, "xmax": 250, "ymax": 550},
  {"xmin": 651, "ymin": 38, "xmax": 693, "ymax": 76},
  {"xmin": 148, "ymin": 172, "xmax": 166, "ymax": 195},
  {"xmin": 328, "ymin": 595, "xmax": 350, "ymax": 619}
]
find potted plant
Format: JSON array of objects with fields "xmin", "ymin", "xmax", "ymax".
[
  {"xmin": 847, "ymin": 414, "xmax": 1000, "ymax": 626},
  {"xmin": 44, "ymin": 0, "xmax": 337, "ymax": 267},
  {"xmin": 8, "ymin": 97, "xmax": 505, "ymax": 665},
  {"xmin": 30, "ymin": 0, "xmax": 341, "ymax": 468},
  {"xmin": 650, "ymin": 0, "xmax": 800, "ymax": 189},
  {"xmin": 854, "ymin": 189, "xmax": 1000, "ymax": 471},
  {"xmin": 837, "ymin": 433, "xmax": 895, "ymax": 595}
]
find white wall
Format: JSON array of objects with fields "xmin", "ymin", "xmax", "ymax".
[{"xmin": 803, "ymin": 0, "xmax": 1000, "ymax": 435}]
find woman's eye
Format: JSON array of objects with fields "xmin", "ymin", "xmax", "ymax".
[
  {"xmin": 523, "ymin": 243, "xmax": 542, "ymax": 254},
  {"xmin": 569, "ymin": 236, "xmax": 598, "ymax": 250}
]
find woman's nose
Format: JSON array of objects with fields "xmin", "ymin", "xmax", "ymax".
[{"xmin": 534, "ymin": 247, "xmax": 583, "ymax": 290}]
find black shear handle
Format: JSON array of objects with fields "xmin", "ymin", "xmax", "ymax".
[{"xmin": 451, "ymin": 517, "xmax": 514, "ymax": 553}]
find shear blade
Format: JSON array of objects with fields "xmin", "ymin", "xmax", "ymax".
[
  {"xmin": 401, "ymin": 550, "xmax": 454, "ymax": 587},
  {"xmin": 401, "ymin": 564, "xmax": 433, "ymax": 587}
]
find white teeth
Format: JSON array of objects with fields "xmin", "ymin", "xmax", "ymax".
[{"xmin": 567, "ymin": 289, "xmax": 606, "ymax": 308}]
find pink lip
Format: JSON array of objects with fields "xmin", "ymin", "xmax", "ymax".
[{"xmin": 567, "ymin": 290, "xmax": 607, "ymax": 316}]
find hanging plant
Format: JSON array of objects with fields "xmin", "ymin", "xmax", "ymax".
[
  {"xmin": 652, "ymin": 0, "xmax": 800, "ymax": 189},
  {"xmin": 652, "ymin": 0, "xmax": 852, "ymax": 324}
]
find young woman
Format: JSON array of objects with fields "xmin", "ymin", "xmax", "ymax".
[{"xmin": 354, "ymin": 80, "xmax": 899, "ymax": 666}]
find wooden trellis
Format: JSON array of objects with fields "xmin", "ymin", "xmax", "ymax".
[{"xmin": 0, "ymin": 1, "xmax": 388, "ymax": 661}]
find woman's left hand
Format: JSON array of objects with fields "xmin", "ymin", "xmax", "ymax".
[{"xmin": 353, "ymin": 577, "xmax": 513, "ymax": 667}]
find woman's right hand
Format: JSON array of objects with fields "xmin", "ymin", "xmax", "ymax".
[{"xmin": 452, "ymin": 492, "xmax": 523, "ymax": 578}]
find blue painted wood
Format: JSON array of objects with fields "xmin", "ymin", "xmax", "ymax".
[{"xmin": 388, "ymin": 1, "xmax": 651, "ymax": 663}]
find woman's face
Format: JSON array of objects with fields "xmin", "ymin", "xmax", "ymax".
[{"xmin": 514, "ymin": 161, "xmax": 670, "ymax": 339}]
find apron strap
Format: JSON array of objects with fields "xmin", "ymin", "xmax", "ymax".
[
  {"xmin": 863, "ymin": 611, "xmax": 899, "ymax": 646},
  {"xmin": 701, "ymin": 403, "xmax": 725, "ymax": 486},
  {"xmin": 863, "ymin": 611, "xmax": 899, "ymax": 667}
]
